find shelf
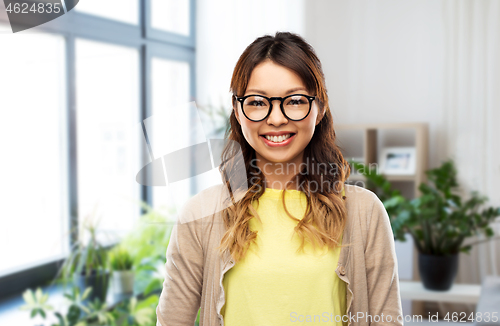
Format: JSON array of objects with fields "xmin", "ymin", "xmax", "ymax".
[
  {"xmin": 399, "ymin": 281, "xmax": 481, "ymax": 304},
  {"xmin": 385, "ymin": 174, "xmax": 417, "ymax": 181},
  {"xmin": 337, "ymin": 122, "xmax": 428, "ymax": 197},
  {"xmin": 347, "ymin": 174, "xmax": 416, "ymax": 182},
  {"xmin": 336, "ymin": 122, "xmax": 429, "ymax": 131}
]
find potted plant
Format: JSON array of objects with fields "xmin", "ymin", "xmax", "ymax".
[
  {"xmin": 20, "ymin": 285, "xmax": 156, "ymax": 326},
  {"xmin": 118, "ymin": 201, "xmax": 176, "ymax": 296},
  {"xmin": 350, "ymin": 158, "xmax": 500, "ymax": 290},
  {"xmin": 109, "ymin": 244, "xmax": 135, "ymax": 295},
  {"xmin": 57, "ymin": 206, "xmax": 110, "ymax": 303},
  {"xmin": 21, "ymin": 201, "xmax": 173, "ymax": 326},
  {"xmin": 20, "ymin": 285, "xmax": 115, "ymax": 326}
]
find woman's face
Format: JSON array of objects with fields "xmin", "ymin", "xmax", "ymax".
[{"xmin": 234, "ymin": 59, "xmax": 324, "ymax": 169}]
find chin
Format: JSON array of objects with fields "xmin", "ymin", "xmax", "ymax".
[{"xmin": 261, "ymin": 152, "xmax": 295, "ymax": 163}]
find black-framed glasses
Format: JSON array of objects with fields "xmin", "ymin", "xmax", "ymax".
[{"xmin": 235, "ymin": 93, "xmax": 316, "ymax": 122}]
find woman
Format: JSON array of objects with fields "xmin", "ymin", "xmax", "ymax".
[{"xmin": 156, "ymin": 32, "xmax": 404, "ymax": 326}]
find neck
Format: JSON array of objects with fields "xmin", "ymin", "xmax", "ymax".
[{"xmin": 255, "ymin": 153, "xmax": 304, "ymax": 190}]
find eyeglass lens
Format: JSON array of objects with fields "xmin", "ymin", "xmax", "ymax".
[{"xmin": 241, "ymin": 95, "xmax": 310, "ymax": 121}]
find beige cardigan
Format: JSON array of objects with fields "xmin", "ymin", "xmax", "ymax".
[{"xmin": 156, "ymin": 183, "xmax": 404, "ymax": 326}]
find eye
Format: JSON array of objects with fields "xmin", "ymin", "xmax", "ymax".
[
  {"xmin": 288, "ymin": 97, "xmax": 307, "ymax": 105},
  {"xmin": 248, "ymin": 100, "xmax": 266, "ymax": 107}
]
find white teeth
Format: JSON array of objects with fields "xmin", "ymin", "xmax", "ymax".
[{"xmin": 264, "ymin": 133, "xmax": 292, "ymax": 143}]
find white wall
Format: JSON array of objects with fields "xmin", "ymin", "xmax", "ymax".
[
  {"xmin": 304, "ymin": 0, "xmax": 445, "ymax": 168},
  {"xmin": 196, "ymin": 0, "xmax": 305, "ymax": 117}
]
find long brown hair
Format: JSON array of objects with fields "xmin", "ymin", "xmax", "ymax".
[{"xmin": 216, "ymin": 31, "xmax": 351, "ymax": 263}]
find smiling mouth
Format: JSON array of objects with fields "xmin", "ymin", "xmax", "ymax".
[{"xmin": 261, "ymin": 133, "xmax": 295, "ymax": 143}]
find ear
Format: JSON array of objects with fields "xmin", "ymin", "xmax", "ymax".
[
  {"xmin": 234, "ymin": 104, "xmax": 241, "ymax": 125},
  {"xmin": 315, "ymin": 106, "xmax": 326, "ymax": 126}
]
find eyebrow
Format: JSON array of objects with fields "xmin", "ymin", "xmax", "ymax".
[{"xmin": 245, "ymin": 87, "xmax": 307, "ymax": 96}]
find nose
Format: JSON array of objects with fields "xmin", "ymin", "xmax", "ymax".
[{"xmin": 266, "ymin": 99, "xmax": 288, "ymax": 126}]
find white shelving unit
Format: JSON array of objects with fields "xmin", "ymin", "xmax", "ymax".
[
  {"xmin": 335, "ymin": 122, "xmax": 429, "ymax": 197},
  {"xmin": 399, "ymin": 281, "xmax": 481, "ymax": 304},
  {"xmin": 335, "ymin": 122, "xmax": 430, "ymax": 316}
]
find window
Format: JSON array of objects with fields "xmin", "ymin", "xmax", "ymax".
[
  {"xmin": 75, "ymin": 39, "xmax": 141, "ymax": 244},
  {"xmin": 75, "ymin": 0, "xmax": 139, "ymax": 25},
  {"xmin": 145, "ymin": 0, "xmax": 195, "ymax": 47},
  {"xmin": 148, "ymin": 58, "xmax": 192, "ymax": 212},
  {"xmin": 0, "ymin": 29, "xmax": 68, "ymax": 276},
  {"xmin": 151, "ymin": 0, "xmax": 190, "ymax": 35},
  {"xmin": 0, "ymin": 0, "xmax": 196, "ymax": 299}
]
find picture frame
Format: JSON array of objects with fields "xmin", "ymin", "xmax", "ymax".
[{"xmin": 378, "ymin": 147, "xmax": 416, "ymax": 175}]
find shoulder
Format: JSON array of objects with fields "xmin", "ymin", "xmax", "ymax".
[
  {"xmin": 343, "ymin": 183, "xmax": 379, "ymax": 207},
  {"xmin": 343, "ymin": 184, "xmax": 387, "ymax": 228}
]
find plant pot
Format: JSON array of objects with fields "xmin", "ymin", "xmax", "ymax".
[
  {"xmin": 418, "ymin": 252, "xmax": 459, "ymax": 291},
  {"xmin": 111, "ymin": 270, "xmax": 135, "ymax": 295},
  {"xmin": 73, "ymin": 269, "xmax": 110, "ymax": 303}
]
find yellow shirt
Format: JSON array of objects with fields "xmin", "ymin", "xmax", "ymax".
[{"xmin": 221, "ymin": 187, "xmax": 347, "ymax": 325}]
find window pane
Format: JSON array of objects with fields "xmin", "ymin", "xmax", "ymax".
[
  {"xmin": 148, "ymin": 58, "xmax": 192, "ymax": 212},
  {"xmin": 76, "ymin": 0, "xmax": 138, "ymax": 25},
  {"xmin": 151, "ymin": 0, "xmax": 190, "ymax": 36},
  {"xmin": 75, "ymin": 39, "xmax": 141, "ymax": 245},
  {"xmin": 0, "ymin": 27, "xmax": 68, "ymax": 276}
]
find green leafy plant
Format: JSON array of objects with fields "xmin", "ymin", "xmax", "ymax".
[
  {"xmin": 21, "ymin": 201, "xmax": 178, "ymax": 326},
  {"xmin": 57, "ymin": 208, "xmax": 109, "ymax": 285},
  {"xmin": 21, "ymin": 284, "xmax": 159, "ymax": 326},
  {"xmin": 109, "ymin": 245, "xmax": 134, "ymax": 271},
  {"xmin": 20, "ymin": 286, "xmax": 158, "ymax": 326},
  {"xmin": 113, "ymin": 296, "xmax": 156, "ymax": 326},
  {"xmin": 21, "ymin": 286, "xmax": 108, "ymax": 326},
  {"xmin": 58, "ymin": 287, "xmax": 114, "ymax": 326},
  {"xmin": 118, "ymin": 201, "xmax": 175, "ymax": 296},
  {"xmin": 20, "ymin": 287, "xmax": 54, "ymax": 319},
  {"xmin": 82, "ymin": 298, "xmax": 115, "ymax": 326},
  {"xmin": 350, "ymin": 158, "xmax": 500, "ymax": 255},
  {"xmin": 49, "ymin": 204, "xmax": 112, "ymax": 307},
  {"xmin": 56, "ymin": 285, "xmax": 93, "ymax": 325}
]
